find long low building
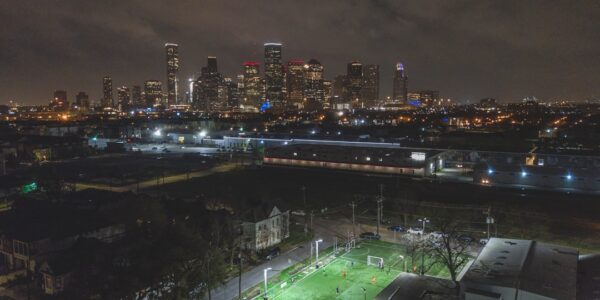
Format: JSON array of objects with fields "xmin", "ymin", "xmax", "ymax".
[
  {"xmin": 376, "ymin": 238, "xmax": 599, "ymax": 300},
  {"xmin": 461, "ymin": 238, "xmax": 579, "ymax": 300},
  {"xmin": 263, "ymin": 144, "xmax": 444, "ymax": 176},
  {"xmin": 473, "ymin": 163, "xmax": 600, "ymax": 193}
]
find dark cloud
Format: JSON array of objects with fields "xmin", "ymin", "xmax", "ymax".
[{"xmin": 1, "ymin": 0, "xmax": 600, "ymax": 104}]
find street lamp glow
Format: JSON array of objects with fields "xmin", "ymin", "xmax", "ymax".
[
  {"xmin": 315, "ymin": 239, "xmax": 323, "ymax": 268},
  {"xmin": 263, "ymin": 267, "xmax": 272, "ymax": 299},
  {"xmin": 198, "ymin": 130, "xmax": 207, "ymax": 138},
  {"xmin": 488, "ymin": 168, "xmax": 493, "ymax": 175},
  {"xmin": 566, "ymin": 174, "xmax": 573, "ymax": 180},
  {"xmin": 153, "ymin": 129, "xmax": 162, "ymax": 137},
  {"xmin": 521, "ymin": 171, "xmax": 527, "ymax": 177},
  {"xmin": 417, "ymin": 218, "xmax": 430, "ymax": 232}
]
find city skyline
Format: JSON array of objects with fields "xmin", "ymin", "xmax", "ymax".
[{"xmin": 2, "ymin": 1, "xmax": 600, "ymax": 105}]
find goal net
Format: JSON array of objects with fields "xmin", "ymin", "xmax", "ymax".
[{"xmin": 367, "ymin": 255, "xmax": 384, "ymax": 267}]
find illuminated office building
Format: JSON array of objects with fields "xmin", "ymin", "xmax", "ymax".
[
  {"xmin": 102, "ymin": 76, "xmax": 113, "ymax": 108},
  {"xmin": 144, "ymin": 80, "xmax": 162, "ymax": 107},
  {"xmin": 286, "ymin": 60, "xmax": 305, "ymax": 107},
  {"xmin": 165, "ymin": 43, "xmax": 179, "ymax": 106},
  {"xmin": 242, "ymin": 62, "xmax": 261, "ymax": 108},
  {"xmin": 264, "ymin": 43, "xmax": 284, "ymax": 108},
  {"xmin": 392, "ymin": 62, "xmax": 408, "ymax": 104}
]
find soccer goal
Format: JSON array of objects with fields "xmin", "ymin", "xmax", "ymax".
[{"xmin": 367, "ymin": 255, "xmax": 384, "ymax": 268}]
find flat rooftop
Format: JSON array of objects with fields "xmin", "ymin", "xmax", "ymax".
[{"xmin": 462, "ymin": 238, "xmax": 578, "ymax": 300}]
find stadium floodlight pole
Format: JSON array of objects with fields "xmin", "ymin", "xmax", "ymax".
[
  {"xmin": 362, "ymin": 287, "xmax": 367, "ymax": 300},
  {"xmin": 302, "ymin": 186, "xmax": 307, "ymax": 236},
  {"xmin": 376, "ymin": 184, "xmax": 384, "ymax": 235},
  {"xmin": 263, "ymin": 267, "xmax": 272, "ymax": 300},
  {"xmin": 350, "ymin": 201, "xmax": 357, "ymax": 236},
  {"xmin": 417, "ymin": 217, "xmax": 430, "ymax": 276},
  {"xmin": 315, "ymin": 239, "xmax": 323, "ymax": 267}
]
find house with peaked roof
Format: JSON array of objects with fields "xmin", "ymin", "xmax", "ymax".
[{"xmin": 241, "ymin": 204, "xmax": 290, "ymax": 251}]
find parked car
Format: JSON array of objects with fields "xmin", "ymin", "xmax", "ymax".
[
  {"xmin": 457, "ymin": 234, "xmax": 474, "ymax": 243},
  {"xmin": 407, "ymin": 227, "xmax": 424, "ymax": 235},
  {"xmin": 479, "ymin": 238, "xmax": 489, "ymax": 245},
  {"xmin": 387, "ymin": 225, "xmax": 406, "ymax": 232},
  {"xmin": 265, "ymin": 247, "xmax": 281, "ymax": 260},
  {"xmin": 429, "ymin": 231, "xmax": 447, "ymax": 239},
  {"xmin": 359, "ymin": 232, "xmax": 381, "ymax": 240}
]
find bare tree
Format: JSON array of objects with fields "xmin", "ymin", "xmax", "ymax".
[{"xmin": 427, "ymin": 219, "xmax": 472, "ymax": 296}]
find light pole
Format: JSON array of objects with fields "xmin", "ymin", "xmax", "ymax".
[
  {"xmin": 418, "ymin": 217, "xmax": 430, "ymax": 234},
  {"xmin": 362, "ymin": 287, "xmax": 367, "ymax": 300},
  {"xmin": 315, "ymin": 239, "xmax": 323, "ymax": 268},
  {"xmin": 263, "ymin": 267, "xmax": 272, "ymax": 300},
  {"xmin": 399, "ymin": 255, "xmax": 406, "ymax": 272}
]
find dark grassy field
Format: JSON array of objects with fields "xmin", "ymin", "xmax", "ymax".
[{"xmin": 153, "ymin": 166, "xmax": 600, "ymax": 251}]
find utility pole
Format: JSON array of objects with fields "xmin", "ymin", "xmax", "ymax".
[
  {"xmin": 485, "ymin": 205, "xmax": 495, "ymax": 239},
  {"xmin": 310, "ymin": 210, "xmax": 314, "ymax": 231},
  {"xmin": 349, "ymin": 201, "xmax": 357, "ymax": 236},
  {"xmin": 302, "ymin": 186, "xmax": 307, "ymax": 235},
  {"xmin": 238, "ymin": 252, "xmax": 242, "ymax": 300},
  {"xmin": 376, "ymin": 184, "xmax": 384, "ymax": 235}
]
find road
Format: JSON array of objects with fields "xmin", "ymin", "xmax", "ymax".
[
  {"xmin": 206, "ymin": 222, "xmax": 334, "ymax": 300},
  {"xmin": 70, "ymin": 162, "xmax": 240, "ymax": 192}
]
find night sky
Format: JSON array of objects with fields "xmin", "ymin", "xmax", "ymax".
[{"xmin": 2, "ymin": 0, "xmax": 600, "ymax": 105}]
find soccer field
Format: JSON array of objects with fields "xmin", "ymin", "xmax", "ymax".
[{"xmin": 260, "ymin": 240, "xmax": 448, "ymax": 300}]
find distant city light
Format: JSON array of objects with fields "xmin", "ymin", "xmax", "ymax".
[
  {"xmin": 566, "ymin": 174, "xmax": 573, "ymax": 180},
  {"xmin": 521, "ymin": 171, "xmax": 527, "ymax": 177},
  {"xmin": 199, "ymin": 130, "xmax": 207, "ymax": 138},
  {"xmin": 153, "ymin": 129, "xmax": 162, "ymax": 137},
  {"xmin": 488, "ymin": 169, "xmax": 493, "ymax": 175}
]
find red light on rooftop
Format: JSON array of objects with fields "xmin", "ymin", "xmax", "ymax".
[{"xmin": 243, "ymin": 61, "xmax": 260, "ymax": 67}]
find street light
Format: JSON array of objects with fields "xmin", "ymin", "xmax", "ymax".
[
  {"xmin": 398, "ymin": 255, "xmax": 406, "ymax": 272},
  {"xmin": 361, "ymin": 287, "xmax": 367, "ymax": 300},
  {"xmin": 417, "ymin": 218, "xmax": 430, "ymax": 233},
  {"xmin": 263, "ymin": 267, "xmax": 272, "ymax": 300},
  {"xmin": 315, "ymin": 239, "xmax": 323, "ymax": 268}
]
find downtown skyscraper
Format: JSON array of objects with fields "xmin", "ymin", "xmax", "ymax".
[
  {"xmin": 102, "ymin": 76, "xmax": 113, "ymax": 108},
  {"xmin": 117, "ymin": 86, "xmax": 130, "ymax": 111},
  {"xmin": 392, "ymin": 62, "xmax": 408, "ymax": 104},
  {"xmin": 242, "ymin": 61, "xmax": 261, "ymax": 108},
  {"xmin": 345, "ymin": 61, "xmax": 363, "ymax": 106},
  {"xmin": 264, "ymin": 43, "xmax": 283, "ymax": 108},
  {"xmin": 286, "ymin": 60, "xmax": 305, "ymax": 108},
  {"xmin": 303, "ymin": 59, "xmax": 325, "ymax": 109},
  {"xmin": 165, "ymin": 43, "xmax": 179, "ymax": 107},
  {"xmin": 195, "ymin": 56, "xmax": 221, "ymax": 112},
  {"xmin": 144, "ymin": 80, "xmax": 162, "ymax": 107},
  {"xmin": 361, "ymin": 64, "xmax": 379, "ymax": 107}
]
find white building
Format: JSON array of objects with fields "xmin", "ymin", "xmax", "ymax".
[
  {"xmin": 241, "ymin": 205, "xmax": 290, "ymax": 251},
  {"xmin": 461, "ymin": 238, "xmax": 578, "ymax": 300}
]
